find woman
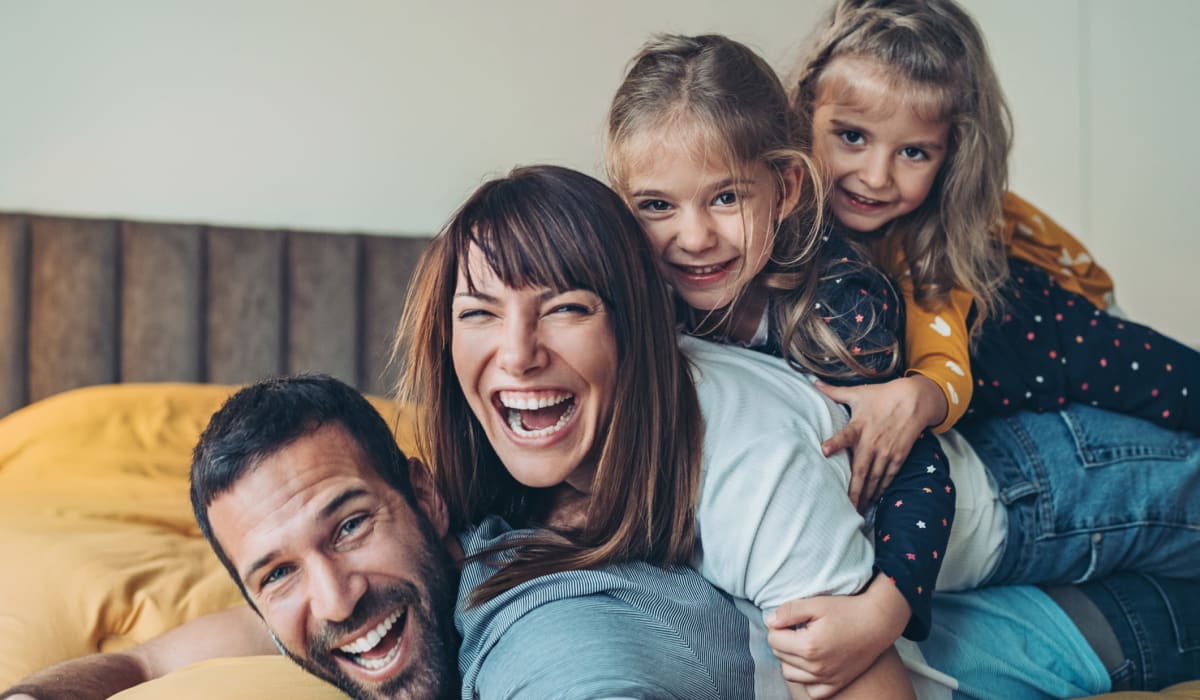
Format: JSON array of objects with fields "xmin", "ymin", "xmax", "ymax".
[{"xmin": 394, "ymin": 164, "xmax": 1200, "ymax": 697}]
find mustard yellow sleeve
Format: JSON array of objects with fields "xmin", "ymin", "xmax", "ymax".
[
  {"xmin": 1003, "ymin": 191, "xmax": 1116, "ymax": 309},
  {"xmin": 900, "ymin": 279, "xmax": 975, "ymax": 433}
]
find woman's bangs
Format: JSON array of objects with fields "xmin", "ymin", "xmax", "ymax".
[{"xmin": 456, "ymin": 195, "xmax": 609, "ymax": 301}]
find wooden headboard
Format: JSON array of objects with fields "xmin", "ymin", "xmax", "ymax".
[{"xmin": 0, "ymin": 212, "xmax": 432, "ymax": 417}]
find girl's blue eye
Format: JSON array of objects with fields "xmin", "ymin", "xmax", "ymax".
[
  {"xmin": 713, "ymin": 192, "xmax": 738, "ymax": 206},
  {"xmin": 638, "ymin": 199, "xmax": 672, "ymax": 212},
  {"xmin": 901, "ymin": 146, "xmax": 928, "ymax": 161},
  {"xmin": 840, "ymin": 130, "xmax": 865, "ymax": 146}
]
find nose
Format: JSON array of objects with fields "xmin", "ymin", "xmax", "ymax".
[
  {"xmin": 496, "ymin": 313, "xmax": 547, "ymax": 376},
  {"xmin": 675, "ymin": 208, "xmax": 718, "ymax": 255},
  {"xmin": 859, "ymin": 149, "xmax": 892, "ymax": 190},
  {"xmin": 307, "ymin": 556, "xmax": 366, "ymax": 623}
]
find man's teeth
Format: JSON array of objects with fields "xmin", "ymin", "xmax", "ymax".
[
  {"xmin": 339, "ymin": 610, "xmax": 402, "ymax": 655},
  {"xmin": 498, "ymin": 391, "xmax": 572, "ymax": 410},
  {"xmin": 506, "ymin": 402, "xmax": 576, "ymax": 438},
  {"xmin": 354, "ymin": 642, "xmax": 402, "ymax": 671}
]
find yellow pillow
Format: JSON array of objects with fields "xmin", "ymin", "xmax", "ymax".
[{"xmin": 0, "ymin": 382, "xmax": 413, "ymax": 691}]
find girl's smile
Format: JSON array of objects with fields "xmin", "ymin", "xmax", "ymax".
[
  {"xmin": 811, "ymin": 56, "xmax": 950, "ymax": 233},
  {"xmin": 623, "ymin": 131, "xmax": 800, "ymax": 312}
]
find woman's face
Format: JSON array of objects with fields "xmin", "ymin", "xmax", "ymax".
[{"xmin": 450, "ymin": 245, "xmax": 618, "ymax": 493}]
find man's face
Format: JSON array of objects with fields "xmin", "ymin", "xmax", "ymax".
[{"xmin": 208, "ymin": 424, "xmax": 458, "ymax": 700}]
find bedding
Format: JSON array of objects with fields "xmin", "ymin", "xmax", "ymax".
[{"xmin": 0, "ymin": 382, "xmax": 413, "ymax": 698}]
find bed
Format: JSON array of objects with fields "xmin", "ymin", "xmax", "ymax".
[
  {"xmin": 0, "ymin": 211, "xmax": 1195, "ymax": 699},
  {"xmin": 0, "ymin": 211, "xmax": 429, "ymax": 698}
]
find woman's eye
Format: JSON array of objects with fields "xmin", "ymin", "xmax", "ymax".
[
  {"xmin": 637, "ymin": 199, "xmax": 672, "ymax": 213},
  {"xmin": 839, "ymin": 130, "xmax": 865, "ymax": 146},
  {"xmin": 455, "ymin": 308, "xmax": 493, "ymax": 321},
  {"xmin": 550, "ymin": 303, "xmax": 590, "ymax": 315},
  {"xmin": 900, "ymin": 146, "xmax": 928, "ymax": 161},
  {"xmin": 713, "ymin": 192, "xmax": 738, "ymax": 206}
]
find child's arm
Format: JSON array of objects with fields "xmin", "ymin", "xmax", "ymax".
[
  {"xmin": 764, "ymin": 431, "xmax": 954, "ymax": 693},
  {"xmin": 784, "ymin": 644, "xmax": 914, "ymax": 700},
  {"xmin": 768, "ymin": 574, "xmax": 909, "ymax": 696},
  {"xmin": 898, "ymin": 280, "xmax": 976, "ymax": 432}
]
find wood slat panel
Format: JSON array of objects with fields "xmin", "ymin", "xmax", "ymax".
[
  {"xmin": 287, "ymin": 232, "xmax": 359, "ymax": 383},
  {"xmin": 121, "ymin": 221, "xmax": 204, "ymax": 382},
  {"xmin": 361, "ymin": 235, "xmax": 430, "ymax": 395},
  {"xmin": 0, "ymin": 215, "xmax": 29, "ymax": 415},
  {"xmin": 28, "ymin": 217, "xmax": 118, "ymax": 403},
  {"xmin": 206, "ymin": 227, "xmax": 284, "ymax": 385}
]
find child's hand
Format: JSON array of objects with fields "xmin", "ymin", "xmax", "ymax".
[
  {"xmin": 816, "ymin": 375, "xmax": 947, "ymax": 510},
  {"xmin": 765, "ymin": 575, "xmax": 910, "ymax": 698}
]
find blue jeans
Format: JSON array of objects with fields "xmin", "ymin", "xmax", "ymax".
[
  {"xmin": 1077, "ymin": 573, "xmax": 1200, "ymax": 691},
  {"xmin": 957, "ymin": 404, "xmax": 1200, "ymax": 586}
]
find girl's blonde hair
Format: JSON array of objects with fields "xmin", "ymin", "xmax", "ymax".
[
  {"xmin": 606, "ymin": 33, "xmax": 894, "ymax": 380},
  {"xmin": 792, "ymin": 0, "xmax": 1012, "ymax": 328},
  {"xmin": 393, "ymin": 165, "xmax": 703, "ymax": 605}
]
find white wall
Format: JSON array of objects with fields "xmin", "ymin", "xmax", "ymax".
[{"xmin": 1, "ymin": 1, "xmax": 1196, "ymax": 344}]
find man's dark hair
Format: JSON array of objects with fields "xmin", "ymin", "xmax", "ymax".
[{"xmin": 190, "ymin": 374, "xmax": 413, "ymax": 598}]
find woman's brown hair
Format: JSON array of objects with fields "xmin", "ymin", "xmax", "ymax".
[{"xmin": 393, "ymin": 165, "xmax": 703, "ymax": 603}]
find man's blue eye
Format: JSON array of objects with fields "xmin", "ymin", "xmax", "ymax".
[
  {"xmin": 262, "ymin": 565, "xmax": 291, "ymax": 587},
  {"xmin": 340, "ymin": 515, "xmax": 366, "ymax": 537}
]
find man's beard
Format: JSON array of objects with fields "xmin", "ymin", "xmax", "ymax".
[{"xmin": 277, "ymin": 524, "xmax": 459, "ymax": 700}]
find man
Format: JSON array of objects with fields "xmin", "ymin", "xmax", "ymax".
[
  {"xmin": 2, "ymin": 375, "xmax": 768, "ymax": 700},
  {"xmin": 3, "ymin": 375, "xmax": 1197, "ymax": 699}
]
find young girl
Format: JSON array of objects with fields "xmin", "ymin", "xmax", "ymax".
[
  {"xmin": 788, "ymin": 0, "xmax": 1198, "ymax": 467},
  {"xmin": 604, "ymin": 30, "xmax": 953, "ymax": 670}
]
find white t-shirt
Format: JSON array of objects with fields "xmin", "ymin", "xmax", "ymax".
[{"xmin": 680, "ymin": 335, "xmax": 1009, "ymax": 698}]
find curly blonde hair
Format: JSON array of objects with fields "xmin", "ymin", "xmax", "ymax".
[{"xmin": 791, "ymin": 0, "xmax": 1012, "ymax": 329}]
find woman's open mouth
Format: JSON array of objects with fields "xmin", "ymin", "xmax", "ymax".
[{"xmin": 496, "ymin": 390, "xmax": 578, "ymax": 439}]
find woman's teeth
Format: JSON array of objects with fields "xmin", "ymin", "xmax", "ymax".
[{"xmin": 498, "ymin": 392, "xmax": 576, "ymax": 438}]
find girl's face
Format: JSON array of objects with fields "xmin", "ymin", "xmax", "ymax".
[
  {"xmin": 450, "ymin": 245, "xmax": 618, "ymax": 494},
  {"xmin": 810, "ymin": 56, "xmax": 950, "ymax": 234},
  {"xmin": 622, "ymin": 131, "xmax": 801, "ymax": 312}
]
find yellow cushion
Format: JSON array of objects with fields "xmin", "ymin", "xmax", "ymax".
[
  {"xmin": 1088, "ymin": 683, "xmax": 1200, "ymax": 699},
  {"xmin": 0, "ymin": 383, "xmax": 413, "ymax": 690},
  {"xmin": 110, "ymin": 656, "xmax": 349, "ymax": 699}
]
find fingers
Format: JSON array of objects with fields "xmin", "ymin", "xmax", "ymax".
[
  {"xmin": 767, "ymin": 599, "xmax": 817, "ymax": 629},
  {"xmin": 873, "ymin": 459, "xmax": 905, "ymax": 503},
  {"xmin": 821, "ymin": 423, "xmax": 858, "ymax": 459}
]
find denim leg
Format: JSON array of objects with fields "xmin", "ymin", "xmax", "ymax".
[
  {"xmin": 1075, "ymin": 574, "xmax": 1200, "ymax": 690},
  {"xmin": 957, "ymin": 405, "xmax": 1200, "ymax": 585}
]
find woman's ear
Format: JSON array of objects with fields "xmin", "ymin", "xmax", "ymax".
[
  {"xmin": 776, "ymin": 162, "xmax": 806, "ymax": 220},
  {"xmin": 408, "ymin": 457, "xmax": 449, "ymax": 538}
]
